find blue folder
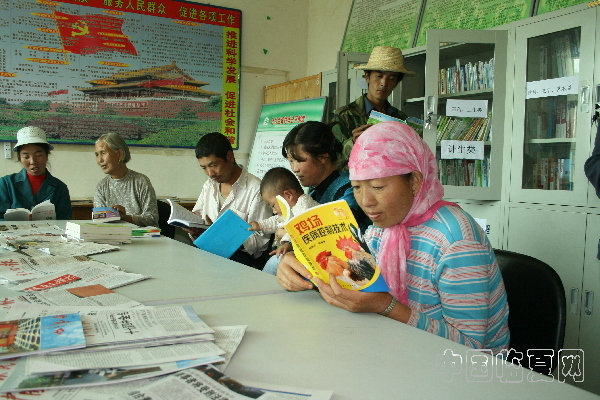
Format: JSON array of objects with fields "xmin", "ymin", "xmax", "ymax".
[{"xmin": 193, "ymin": 209, "xmax": 252, "ymax": 259}]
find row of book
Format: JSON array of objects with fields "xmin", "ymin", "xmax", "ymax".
[
  {"xmin": 439, "ymin": 58, "xmax": 494, "ymax": 95},
  {"xmin": 531, "ymin": 157, "xmax": 573, "ymax": 191},
  {"xmin": 525, "ymin": 97, "xmax": 577, "ymax": 139},
  {"xmin": 436, "ymin": 112, "xmax": 492, "ymax": 142},
  {"xmin": 538, "ymin": 32, "xmax": 580, "ymax": 80},
  {"xmin": 438, "ymin": 159, "xmax": 490, "ymax": 187}
]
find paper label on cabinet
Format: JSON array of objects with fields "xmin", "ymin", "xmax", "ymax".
[
  {"xmin": 526, "ymin": 76, "xmax": 579, "ymax": 99},
  {"xmin": 446, "ymin": 99, "xmax": 488, "ymax": 118},
  {"xmin": 440, "ymin": 140, "xmax": 484, "ymax": 160}
]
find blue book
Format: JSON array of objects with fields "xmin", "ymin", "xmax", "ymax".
[{"xmin": 193, "ymin": 209, "xmax": 252, "ymax": 259}]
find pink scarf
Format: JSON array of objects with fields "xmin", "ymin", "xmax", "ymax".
[{"xmin": 349, "ymin": 122, "xmax": 457, "ymax": 305}]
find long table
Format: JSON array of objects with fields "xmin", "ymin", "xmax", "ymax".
[
  {"xmin": 180, "ymin": 291, "xmax": 599, "ymax": 400},
  {"xmin": 1, "ymin": 221, "xmax": 598, "ymax": 399}
]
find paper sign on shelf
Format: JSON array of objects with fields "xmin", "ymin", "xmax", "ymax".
[
  {"xmin": 440, "ymin": 140, "xmax": 484, "ymax": 160},
  {"xmin": 526, "ymin": 76, "xmax": 579, "ymax": 99},
  {"xmin": 446, "ymin": 99, "xmax": 488, "ymax": 118}
]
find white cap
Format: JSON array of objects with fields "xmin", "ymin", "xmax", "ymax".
[{"xmin": 13, "ymin": 126, "xmax": 54, "ymax": 152}]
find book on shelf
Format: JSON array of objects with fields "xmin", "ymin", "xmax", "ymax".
[
  {"xmin": 92, "ymin": 207, "xmax": 121, "ymax": 223},
  {"xmin": 193, "ymin": 209, "xmax": 252, "ymax": 259},
  {"xmin": 4, "ymin": 200, "xmax": 55, "ymax": 221},
  {"xmin": 0, "ymin": 313, "xmax": 85, "ymax": 360},
  {"xmin": 280, "ymin": 198, "xmax": 389, "ymax": 292},
  {"xmin": 166, "ymin": 199, "xmax": 210, "ymax": 229}
]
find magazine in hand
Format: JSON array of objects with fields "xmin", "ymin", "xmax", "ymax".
[
  {"xmin": 282, "ymin": 199, "xmax": 389, "ymax": 292},
  {"xmin": 0, "ymin": 313, "xmax": 85, "ymax": 360},
  {"xmin": 166, "ymin": 199, "xmax": 210, "ymax": 229},
  {"xmin": 193, "ymin": 209, "xmax": 252, "ymax": 259},
  {"xmin": 4, "ymin": 200, "xmax": 56, "ymax": 221},
  {"xmin": 92, "ymin": 207, "xmax": 121, "ymax": 223}
]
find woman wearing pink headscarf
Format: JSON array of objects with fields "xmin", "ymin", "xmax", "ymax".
[{"xmin": 277, "ymin": 121, "xmax": 509, "ymax": 352}]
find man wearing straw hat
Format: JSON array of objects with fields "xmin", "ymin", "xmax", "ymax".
[{"xmin": 331, "ymin": 46, "xmax": 414, "ymax": 161}]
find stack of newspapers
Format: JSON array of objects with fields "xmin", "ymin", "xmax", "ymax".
[
  {"xmin": 65, "ymin": 221, "xmax": 132, "ymax": 244},
  {"xmin": 0, "ymin": 223, "xmax": 333, "ymax": 399}
]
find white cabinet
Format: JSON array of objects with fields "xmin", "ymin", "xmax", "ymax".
[
  {"xmin": 423, "ymin": 29, "xmax": 508, "ymax": 200},
  {"xmin": 509, "ymin": 6, "xmax": 596, "ymax": 206}
]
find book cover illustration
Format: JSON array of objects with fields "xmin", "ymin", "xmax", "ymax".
[
  {"xmin": 283, "ymin": 199, "xmax": 389, "ymax": 292},
  {"xmin": 0, "ymin": 313, "xmax": 85, "ymax": 359},
  {"xmin": 92, "ymin": 207, "xmax": 121, "ymax": 223}
]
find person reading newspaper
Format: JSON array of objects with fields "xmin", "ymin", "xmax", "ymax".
[
  {"xmin": 276, "ymin": 121, "xmax": 510, "ymax": 353},
  {"xmin": 247, "ymin": 167, "xmax": 319, "ymax": 275}
]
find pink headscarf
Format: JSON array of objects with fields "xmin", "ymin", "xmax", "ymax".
[{"xmin": 349, "ymin": 121, "xmax": 456, "ymax": 305}]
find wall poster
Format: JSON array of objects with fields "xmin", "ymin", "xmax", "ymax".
[
  {"xmin": 247, "ymin": 97, "xmax": 327, "ymax": 180},
  {"xmin": 0, "ymin": 0, "xmax": 241, "ymax": 149},
  {"xmin": 536, "ymin": 0, "xmax": 588, "ymax": 15},
  {"xmin": 341, "ymin": 0, "xmax": 423, "ymax": 53},
  {"xmin": 415, "ymin": 0, "xmax": 532, "ymax": 47}
]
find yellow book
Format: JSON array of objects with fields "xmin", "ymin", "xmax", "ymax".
[{"xmin": 278, "ymin": 197, "xmax": 389, "ymax": 292}]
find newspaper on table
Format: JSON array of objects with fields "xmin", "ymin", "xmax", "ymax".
[
  {"xmin": 1, "ymin": 235, "xmax": 120, "ymax": 257},
  {"xmin": 0, "ymin": 254, "xmax": 112, "ymax": 283},
  {"xmin": 211, "ymin": 325, "xmax": 247, "ymax": 372},
  {"xmin": 0, "ymin": 222, "xmax": 64, "ymax": 236},
  {"xmin": 4, "ymin": 304, "xmax": 214, "ymax": 347},
  {"xmin": 8, "ymin": 264, "xmax": 149, "ymax": 292},
  {"xmin": 0, "ymin": 355, "xmax": 225, "ymax": 394},
  {"xmin": 112, "ymin": 366, "xmax": 333, "ymax": 400},
  {"xmin": 0, "ymin": 284, "xmax": 144, "ymax": 320},
  {"xmin": 0, "ymin": 313, "xmax": 86, "ymax": 360},
  {"xmin": 25, "ymin": 340, "xmax": 225, "ymax": 374}
]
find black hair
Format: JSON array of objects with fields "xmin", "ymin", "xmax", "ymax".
[
  {"xmin": 364, "ymin": 70, "xmax": 405, "ymax": 83},
  {"xmin": 281, "ymin": 121, "xmax": 343, "ymax": 166},
  {"xmin": 195, "ymin": 132, "xmax": 233, "ymax": 160},
  {"xmin": 259, "ymin": 167, "xmax": 303, "ymax": 196}
]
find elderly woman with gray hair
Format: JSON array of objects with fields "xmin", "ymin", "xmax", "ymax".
[{"xmin": 93, "ymin": 132, "xmax": 158, "ymax": 226}]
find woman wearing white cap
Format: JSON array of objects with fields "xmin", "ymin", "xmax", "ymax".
[
  {"xmin": 93, "ymin": 132, "xmax": 158, "ymax": 227},
  {"xmin": 0, "ymin": 126, "xmax": 72, "ymax": 220}
]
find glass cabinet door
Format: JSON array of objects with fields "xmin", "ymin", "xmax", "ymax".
[
  {"xmin": 510, "ymin": 10, "xmax": 596, "ymax": 206},
  {"xmin": 424, "ymin": 29, "xmax": 507, "ymax": 200}
]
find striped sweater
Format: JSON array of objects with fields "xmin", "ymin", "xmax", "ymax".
[{"xmin": 366, "ymin": 205, "xmax": 510, "ymax": 353}]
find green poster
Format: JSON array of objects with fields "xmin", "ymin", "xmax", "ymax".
[
  {"xmin": 247, "ymin": 97, "xmax": 327, "ymax": 179},
  {"xmin": 416, "ymin": 0, "xmax": 532, "ymax": 47},
  {"xmin": 537, "ymin": 0, "xmax": 588, "ymax": 14},
  {"xmin": 341, "ymin": 0, "xmax": 422, "ymax": 53}
]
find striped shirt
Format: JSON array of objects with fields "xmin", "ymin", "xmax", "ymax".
[{"xmin": 366, "ymin": 205, "xmax": 510, "ymax": 353}]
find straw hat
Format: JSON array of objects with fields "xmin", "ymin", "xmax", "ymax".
[
  {"xmin": 13, "ymin": 126, "xmax": 54, "ymax": 151},
  {"xmin": 354, "ymin": 46, "xmax": 415, "ymax": 75}
]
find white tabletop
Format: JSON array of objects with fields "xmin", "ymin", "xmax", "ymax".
[
  {"xmin": 181, "ymin": 291, "xmax": 599, "ymax": 400},
  {"xmin": 1, "ymin": 221, "xmax": 598, "ymax": 399},
  {"xmin": 0, "ymin": 221, "xmax": 285, "ymax": 303}
]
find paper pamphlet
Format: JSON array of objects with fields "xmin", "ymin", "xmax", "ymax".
[
  {"xmin": 367, "ymin": 110, "xmax": 405, "ymax": 125},
  {"xmin": 283, "ymin": 199, "xmax": 389, "ymax": 292},
  {"xmin": 193, "ymin": 209, "xmax": 252, "ymax": 259},
  {"xmin": 92, "ymin": 207, "xmax": 121, "ymax": 222},
  {"xmin": 166, "ymin": 199, "xmax": 210, "ymax": 229},
  {"xmin": 4, "ymin": 200, "xmax": 56, "ymax": 221}
]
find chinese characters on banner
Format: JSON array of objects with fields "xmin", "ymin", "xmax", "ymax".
[{"xmin": 0, "ymin": 0, "xmax": 241, "ymax": 148}]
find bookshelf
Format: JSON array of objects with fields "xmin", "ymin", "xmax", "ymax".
[
  {"xmin": 509, "ymin": 10, "xmax": 594, "ymax": 206},
  {"xmin": 422, "ymin": 29, "xmax": 508, "ymax": 200}
]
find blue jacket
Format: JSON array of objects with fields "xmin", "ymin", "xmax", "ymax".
[{"xmin": 0, "ymin": 169, "xmax": 72, "ymax": 220}]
